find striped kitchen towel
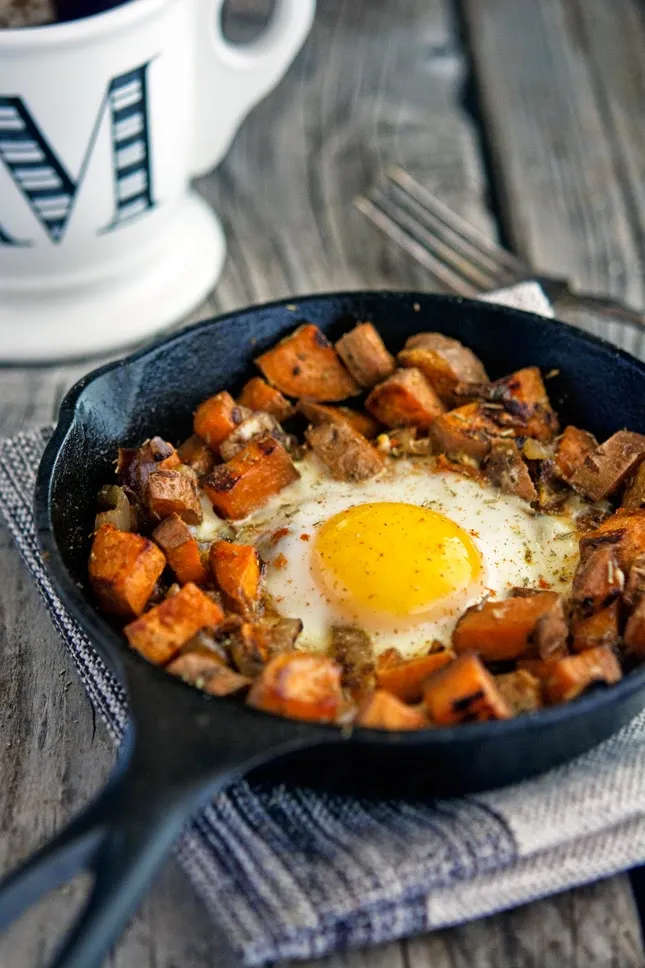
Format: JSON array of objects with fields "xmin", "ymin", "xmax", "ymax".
[{"xmin": 2, "ymin": 284, "xmax": 645, "ymax": 965}]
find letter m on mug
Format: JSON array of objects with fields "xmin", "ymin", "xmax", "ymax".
[{"xmin": 0, "ymin": 61, "xmax": 154, "ymax": 245}]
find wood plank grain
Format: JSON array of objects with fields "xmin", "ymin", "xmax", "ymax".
[
  {"xmin": 461, "ymin": 0, "xmax": 645, "ymax": 310},
  {"xmin": 570, "ymin": 0, "xmax": 645, "ymax": 257}
]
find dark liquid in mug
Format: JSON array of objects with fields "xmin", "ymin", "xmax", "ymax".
[{"xmin": 0, "ymin": 0, "xmax": 128, "ymax": 27}]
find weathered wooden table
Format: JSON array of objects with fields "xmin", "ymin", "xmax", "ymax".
[{"xmin": 2, "ymin": 1, "xmax": 645, "ymax": 965}]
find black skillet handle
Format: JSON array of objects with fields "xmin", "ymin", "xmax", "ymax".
[{"xmin": 0, "ymin": 657, "xmax": 327, "ymax": 968}]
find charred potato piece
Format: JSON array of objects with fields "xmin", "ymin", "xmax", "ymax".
[
  {"xmin": 545, "ymin": 647, "xmax": 621, "ymax": 703},
  {"xmin": 204, "ymin": 434, "xmax": 300, "ymax": 520},
  {"xmin": 153, "ymin": 513, "xmax": 209, "ymax": 585},
  {"xmin": 210, "ymin": 541, "xmax": 262, "ymax": 617},
  {"xmin": 622, "ymin": 462, "xmax": 645, "ymax": 510},
  {"xmin": 571, "ymin": 546, "xmax": 624, "ymax": 617},
  {"xmin": 553, "ymin": 426, "xmax": 598, "ymax": 483},
  {"xmin": 167, "ymin": 649, "xmax": 251, "ymax": 697},
  {"xmin": 424, "ymin": 655, "xmax": 511, "ymax": 725},
  {"xmin": 247, "ymin": 652, "xmax": 343, "ymax": 722},
  {"xmin": 89, "ymin": 523, "xmax": 166, "ymax": 619},
  {"xmin": 125, "ymin": 582, "xmax": 224, "ymax": 665},
  {"xmin": 365, "ymin": 367, "xmax": 445, "ymax": 429},
  {"xmin": 335, "ymin": 322, "xmax": 396, "ymax": 389},
  {"xmin": 452, "ymin": 592, "xmax": 562, "ymax": 662},
  {"xmin": 570, "ymin": 431, "xmax": 645, "ymax": 502},
  {"xmin": 572, "ymin": 601, "xmax": 620, "ymax": 653},
  {"xmin": 357, "ymin": 690, "xmax": 427, "ymax": 730},
  {"xmin": 399, "ymin": 333, "xmax": 488, "ymax": 404},
  {"xmin": 238, "ymin": 376, "xmax": 294, "ymax": 421},
  {"xmin": 194, "ymin": 391, "xmax": 251, "ymax": 452},
  {"xmin": 376, "ymin": 649, "xmax": 454, "ymax": 703},
  {"xmin": 580, "ymin": 509, "xmax": 645, "ymax": 573},
  {"xmin": 430, "ymin": 402, "xmax": 504, "ymax": 462},
  {"xmin": 255, "ymin": 324, "xmax": 359, "ymax": 402}
]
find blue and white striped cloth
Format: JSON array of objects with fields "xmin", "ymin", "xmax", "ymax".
[{"xmin": 3, "ymin": 285, "xmax": 645, "ymax": 965}]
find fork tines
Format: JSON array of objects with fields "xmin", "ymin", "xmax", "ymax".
[{"xmin": 355, "ymin": 166, "xmax": 529, "ymax": 296}]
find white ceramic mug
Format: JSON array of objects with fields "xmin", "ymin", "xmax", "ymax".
[{"xmin": 0, "ymin": 0, "xmax": 315, "ymax": 361}]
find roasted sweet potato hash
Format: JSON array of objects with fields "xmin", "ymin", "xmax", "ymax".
[{"xmin": 88, "ymin": 321, "xmax": 645, "ymax": 730}]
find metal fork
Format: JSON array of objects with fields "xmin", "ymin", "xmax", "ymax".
[{"xmin": 355, "ymin": 166, "xmax": 645, "ymax": 330}]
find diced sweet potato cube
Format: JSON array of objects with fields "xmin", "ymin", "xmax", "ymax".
[
  {"xmin": 622, "ymin": 463, "xmax": 645, "ymax": 510},
  {"xmin": 335, "ymin": 322, "xmax": 396, "ymax": 389},
  {"xmin": 430, "ymin": 402, "xmax": 503, "ymax": 462},
  {"xmin": 152, "ymin": 514, "xmax": 209, "ymax": 585},
  {"xmin": 297, "ymin": 400, "xmax": 380, "ymax": 440},
  {"xmin": 89, "ymin": 523, "xmax": 166, "ymax": 619},
  {"xmin": 306, "ymin": 421, "xmax": 385, "ymax": 482},
  {"xmin": 238, "ymin": 376, "xmax": 294, "ymax": 421},
  {"xmin": 571, "ymin": 546, "xmax": 624, "ymax": 617},
  {"xmin": 452, "ymin": 592, "xmax": 561, "ymax": 661},
  {"xmin": 117, "ymin": 437, "xmax": 181, "ymax": 493},
  {"xmin": 424, "ymin": 654, "xmax": 511, "ymax": 725},
  {"xmin": 194, "ymin": 391, "xmax": 251, "ymax": 451},
  {"xmin": 545, "ymin": 646, "xmax": 621, "ymax": 704},
  {"xmin": 125, "ymin": 582, "xmax": 224, "ymax": 665},
  {"xmin": 518, "ymin": 656, "xmax": 566, "ymax": 682},
  {"xmin": 203, "ymin": 433, "xmax": 299, "ymax": 520},
  {"xmin": 329, "ymin": 625, "xmax": 375, "ymax": 691},
  {"xmin": 365, "ymin": 367, "xmax": 445, "ymax": 429},
  {"xmin": 376, "ymin": 649, "xmax": 454, "ymax": 703},
  {"xmin": 495, "ymin": 669, "xmax": 542, "ymax": 714},
  {"xmin": 553, "ymin": 426, "xmax": 598, "ymax": 482},
  {"xmin": 210, "ymin": 541, "xmax": 261, "ymax": 617},
  {"xmin": 357, "ymin": 690, "xmax": 427, "ymax": 730},
  {"xmin": 177, "ymin": 434, "xmax": 215, "ymax": 477},
  {"xmin": 255, "ymin": 324, "xmax": 359, "ymax": 402},
  {"xmin": 145, "ymin": 468, "xmax": 203, "ymax": 525},
  {"xmin": 247, "ymin": 652, "xmax": 343, "ymax": 722},
  {"xmin": 491, "ymin": 367, "xmax": 559, "ymax": 441},
  {"xmin": 572, "ymin": 601, "xmax": 620, "ymax": 653},
  {"xmin": 167, "ymin": 649, "xmax": 251, "ymax": 697},
  {"xmin": 625, "ymin": 598, "xmax": 645, "ymax": 657},
  {"xmin": 570, "ymin": 431, "xmax": 645, "ymax": 501},
  {"xmin": 624, "ymin": 553, "xmax": 645, "ymax": 611},
  {"xmin": 484, "ymin": 440, "xmax": 537, "ymax": 503},
  {"xmin": 399, "ymin": 333, "xmax": 488, "ymax": 404},
  {"xmin": 580, "ymin": 509, "xmax": 645, "ymax": 573}
]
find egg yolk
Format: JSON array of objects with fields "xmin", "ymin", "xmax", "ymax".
[{"xmin": 313, "ymin": 502, "xmax": 483, "ymax": 625}]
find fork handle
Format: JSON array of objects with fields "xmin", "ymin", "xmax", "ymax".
[{"xmin": 537, "ymin": 280, "xmax": 645, "ymax": 331}]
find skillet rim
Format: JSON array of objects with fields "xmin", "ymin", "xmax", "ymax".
[{"xmin": 34, "ymin": 289, "xmax": 645, "ymax": 750}]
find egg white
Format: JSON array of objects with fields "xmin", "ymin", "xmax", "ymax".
[{"xmin": 196, "ymin": 455, "xmax": 581, "ymax": 659}]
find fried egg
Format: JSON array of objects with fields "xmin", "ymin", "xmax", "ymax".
[{"xmin": 196, "ymin": 455, "xmax": 582, "ymax": 659}]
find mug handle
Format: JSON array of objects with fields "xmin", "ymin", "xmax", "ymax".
[{"xmin": 191, "ymin": 0, "xmax": 316, "ymax": 177}]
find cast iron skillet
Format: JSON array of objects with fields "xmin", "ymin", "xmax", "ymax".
[{"xmin": 2, "ymin": 292, "xmax": 645, "ymax": 968}]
